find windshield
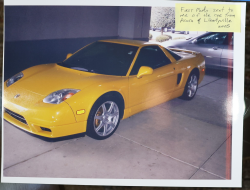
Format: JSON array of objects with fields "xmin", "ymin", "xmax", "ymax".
[{"xmin": 59, "ymin": 41, "xmax": 139, "ymax": 76}]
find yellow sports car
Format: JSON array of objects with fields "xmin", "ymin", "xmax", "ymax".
[{"xmin": 4, "ymin": 39, "xmax": 205, "ymax": 140}]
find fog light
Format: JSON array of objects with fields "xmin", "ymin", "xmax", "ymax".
[{"xmin": 41, "ymin": 127, "xmax": 51, "ymax": 132}]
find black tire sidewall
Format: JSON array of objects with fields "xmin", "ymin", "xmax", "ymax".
[{"xmin": 86, "ymin": 96, "xmax": 122, "ymax": 140}]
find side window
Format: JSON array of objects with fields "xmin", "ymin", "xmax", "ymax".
[
  {"xmin": 197, "ymin": 33, "xmax": 228, "ymax": 45},
  {"xmin": 130, "ymin": 46, "xmax": 171, "ymax": 75},
  {"xmin": 165, "ymin": 48, "xmax": 182, "ymax": 61}
]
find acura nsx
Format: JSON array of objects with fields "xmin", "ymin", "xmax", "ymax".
[{"xmin": 4, "ymin": 39, "xmax": 205, "ymax": 140}]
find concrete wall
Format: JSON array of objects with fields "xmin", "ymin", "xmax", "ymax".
[
  {"xmin": 118, "ymin": 7, "xmax": 151, "ymax": 39},
  {"xmin": 5, "ymin": 6, "xmax": 119, "ymax": 41},
  {"xmin": 118, "ymin": 7, "xmax": 135, "ymax": 39},
  {"xmin": 4, "ymin": 6, "xmax": 151, "ymax": 80},
  {"xmin": 5, "ymin": 6, "xmax": 151, "ymax": 42},
  {"xmin": 141, "ymin": 7, "xmax": 151, "ymax": 39}
]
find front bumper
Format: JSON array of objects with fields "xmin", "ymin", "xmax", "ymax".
[
  {"xmin": 3, "ymin": 97, "xmax": 87, "ymax": 138},
  {"xmin": 4, "ymin": 110, "xmax": 87, "ymax": 138}
]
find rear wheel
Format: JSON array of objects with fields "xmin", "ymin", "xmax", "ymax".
[
  {"xmin": 180, "ymin": 72, "xmax": 198, "ymax": 100},
  {"xmin": 87, "ymin": 97, "xmax": 121, "ymax": 140}
]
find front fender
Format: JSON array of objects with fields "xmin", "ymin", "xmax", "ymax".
[{"xmin": 65, "ymin": 77, "xmax": 128, "ymax": 122}]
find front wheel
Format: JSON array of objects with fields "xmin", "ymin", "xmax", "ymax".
[
  {"xmin": 180, "ymin": 73, "xmax": 198, "ymax": 100},
  {"xmin": 87, "ymin": 98, "xmax": 121, "ymax": 140}
]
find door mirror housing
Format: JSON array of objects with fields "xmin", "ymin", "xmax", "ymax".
[
  {"xmin": 66, "ymin": 53, "xmax": 73, "ymax": 59},
  {"xmin": 192, "ymin": 39, "xmax": 197, "ymax": 44},
  {"xmin": 137, "ymin": 66, "xmax": 153, "ymax": 79}
]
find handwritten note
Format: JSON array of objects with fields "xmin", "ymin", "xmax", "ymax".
[{"xmin": 175, "ymin": 4, "xmax": 241, "ymax": 32}]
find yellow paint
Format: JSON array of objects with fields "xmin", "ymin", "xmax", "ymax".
[
  {"xmin": 66, "ymin": 53, "xmax": 73, "ymax": 59},
  {"xmin": 137, "ymin": 66, "xmax": 153, "ymax": 79},
  {"xmin": 76, "ymin": 109, "xmax": 85, "ymax": 115},
  {"xmin": 4, "ymin": 111, "xmax": 87, "ymax": 138},
  {"xmin": 3, "ymin": 39, "xmax": 205, "ymax": 138},
  {"xmin": 175, "ymin": 3, "xmax": 241, "ymax": 32}
]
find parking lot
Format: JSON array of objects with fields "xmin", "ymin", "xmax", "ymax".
[{"xmin": 3, "ymin": 72, "xmax": 232, "ymax": 179}]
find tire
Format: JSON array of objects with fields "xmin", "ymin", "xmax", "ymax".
[
  {"xmin": 87, "ymin": 96, "xmax": 122, "ymax": 140},
  {"xmin": 180, "ymin": 72, "xmax": 198, "ymax": 100}
]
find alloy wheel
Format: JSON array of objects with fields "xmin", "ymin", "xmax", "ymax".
[
  {"xmin": 93, "ymin": 101, "xmax": 119, "ymax": 137},
  {"xmin": 187, "ymin": 75, "xmax": 198, "ymax": 98}
]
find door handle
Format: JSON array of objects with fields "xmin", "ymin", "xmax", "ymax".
[{"xmin": 212, "ymin": 46, "xmax": 219, "ymax": 50}]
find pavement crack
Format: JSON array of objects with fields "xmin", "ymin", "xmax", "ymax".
[
  {"xmin": 115, "ymin": 133, "xmax": 226, "ymax": 179},
  {"xmin": 3, "ymin": 139, "xmax": 77, "ymax": 171},
  {"xmin": 150, "ymin": 104, "xmax": 228, "ymax": 129},
  {"xmin": 114, "ymin": 133, "xmax": 199, "ymax": 169},
  {"xmin": 198, "ymin": 77, "xmax": 223, "ymax": 89},
  {"xmin": 189, "ymin": 135, "xmax": 231, "ymax": 179},
  {"xmin": 199, "ymin": 168, "xmax": 226, "ymax": 179}
]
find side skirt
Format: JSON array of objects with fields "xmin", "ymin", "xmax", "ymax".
[{"xmin": 122, "ymin": 88, "xmax": 184, "ymax": 119}]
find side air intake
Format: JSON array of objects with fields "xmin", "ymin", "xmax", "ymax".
[{"xmin": 177, "ymin": 73, "xmax": 182, "ymax": 85}]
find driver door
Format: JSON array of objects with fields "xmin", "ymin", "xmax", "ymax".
[{"xmin": 128, "ymin": 46, "xmax": 176, "ymax": 113}]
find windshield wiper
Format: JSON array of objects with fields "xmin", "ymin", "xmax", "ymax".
[{"xmin": 71, "ymin": 67, "xmax": 88, "ymax": 72}]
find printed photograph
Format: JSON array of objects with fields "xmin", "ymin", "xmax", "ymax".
[{"xmin": 2, "ymin": 4, "xmax": 234, "ymax": 181}]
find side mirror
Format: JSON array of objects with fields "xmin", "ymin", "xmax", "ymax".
[
  {"xmin": 66, "ymin": 53, "xmax": 73, "ymax": 59},
  {"xmin": 192, "ymin": 39, "xmax": 197, "ymax": 44},
  {"xmin": 137, "ymin": 66, "xmax": 153, "ymax": 79}
]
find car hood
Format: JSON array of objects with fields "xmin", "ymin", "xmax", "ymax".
[{"xmin": 11, "ymin": 63, "xmax": 120, "ymax": 96}]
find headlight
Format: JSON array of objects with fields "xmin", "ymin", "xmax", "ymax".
[
  {"xmin": 43, "ymin": 89, "xmax": 80, "ymax": 104},
  {"xmin": 6, "ymin": 72, "xmax": 24, "ymax": 87}
]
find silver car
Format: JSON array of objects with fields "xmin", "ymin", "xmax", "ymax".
[
  {"xmin": 171, "ymin": 27, "xmax": 189, "ymax": 35},
  {"xmin": 163, "ymin": 32, "xmax": 234, "ymax": 71}
]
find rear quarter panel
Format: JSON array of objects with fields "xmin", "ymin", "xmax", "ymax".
[{"xmin": 174, "ymin": 53, "xmax": 205, "ymax": 90}]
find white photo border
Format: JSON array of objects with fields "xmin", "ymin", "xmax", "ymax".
[{"xmin": 1, "ymin": 0, "xmax": 246, "ymax": 187}]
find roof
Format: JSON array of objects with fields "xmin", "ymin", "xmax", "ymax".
[{"xmin": 99, "ymin": 39, "xmax": 159, "ymax": 47}]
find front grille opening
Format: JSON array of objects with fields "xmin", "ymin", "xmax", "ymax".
[
  {"xmin": 5, "ymin": 108, "xmax": 28, "ymax": 125},
  {"xmin": 40, "ymin": 127, "xmax": 51, "ymax": 132}
]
